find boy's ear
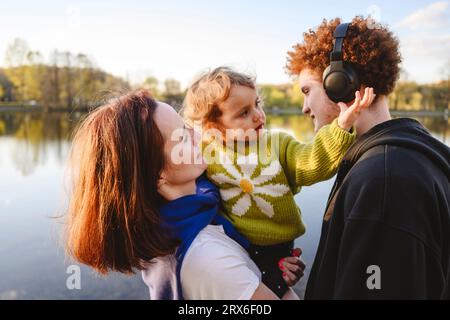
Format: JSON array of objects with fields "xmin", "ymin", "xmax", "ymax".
[
  {"xmin": 359, "ymin": 85, "xmax": 367, "ymax": 97},
  {"xmin": 344, "ymin": 85, "xmax": 367, "ymax": 107}
]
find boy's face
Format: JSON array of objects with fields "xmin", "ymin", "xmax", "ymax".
[
  {"xmin": 215, "ymin": 85, "xmax": 266, "ymax": 141},
  {"xmin": 298, "ymin": 68, "xmax": 340, "ymax": 132}
]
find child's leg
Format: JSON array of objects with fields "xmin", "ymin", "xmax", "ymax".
[{"xmin": 248, "ymin": 241, "xmax": 294, "ymax": 298}]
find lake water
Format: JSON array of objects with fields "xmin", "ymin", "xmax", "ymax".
[{"xmin": 0, "ymin": 111, "xmax": 448, "ymax": 300}]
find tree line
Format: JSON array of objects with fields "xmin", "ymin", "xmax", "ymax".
[{"xmin": 1, "ymin": 38, "xmax": 448, "ymax": 112}]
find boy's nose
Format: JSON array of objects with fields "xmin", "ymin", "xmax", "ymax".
[{"xmin": 302, "ymin": 103, "xmax": 310, "ymax": 115}]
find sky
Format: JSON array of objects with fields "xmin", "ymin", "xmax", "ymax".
[{"xmin": 1, "ymin": 0, "xmax": 449, "ymax": 88}]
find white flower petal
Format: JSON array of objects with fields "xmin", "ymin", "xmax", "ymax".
[
  {"xmin": 209, "ymin": 173, "xmax": 237, "ymax": 186},
  {"xmin": 253, "ymin": 195, "xmax": 275, "ymax": 218},
  {"xmin": 220, "ymin": 187, "xmax": 242, "ymax": 201},
  {"xmin": 252, "ymin": 174, "xmax": 273, "ymax": 186},
  {"xmin": 253, "ymin": 160, "xmax": 282, "ymax": 185},
  {"xmin": 236, "ymin": 153, "xmax": 258, "ymax": 178},
  {"xmin": 220, "ymin": 163, "xmax": 242, "ymax": 182},
  {"xmin": 215, "ymin": 148, "xmax": 242, "ymax": 180},
  {"xmin": 232, "ymin": 194, "xmax": 252, "ymax": 217},
  {"xmin": 254, "ymin": 183, "xmax": 290, "ymax": 197}
]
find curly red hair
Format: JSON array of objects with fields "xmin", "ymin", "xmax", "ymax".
[{"xmin": 287, "ymin": 16, "xmax": 402, "ymax": 95}]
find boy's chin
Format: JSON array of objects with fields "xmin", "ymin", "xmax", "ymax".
[{"xmin": 313, "ymin": 119, "xmax": 321, "ymax": 133}]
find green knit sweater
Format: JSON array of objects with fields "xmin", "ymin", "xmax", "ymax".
[{"xmin": 203, "ymin": 119, "xmax": 356, "ymax": 245}]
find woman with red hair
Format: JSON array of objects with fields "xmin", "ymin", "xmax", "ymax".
[{"xmin": 65, "ymin": 90, "xmax": 304, "ymax": 299}]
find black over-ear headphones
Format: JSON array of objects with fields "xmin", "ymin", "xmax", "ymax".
[{"xmin": 322, "ymin": 23, "xmax": 360, "ymax": 103}]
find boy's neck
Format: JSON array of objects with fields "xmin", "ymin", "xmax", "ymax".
[{"xmin": 354, "ymin": 95, "xmax": 392, "ymax": 136}]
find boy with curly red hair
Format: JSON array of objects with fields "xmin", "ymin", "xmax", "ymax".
[{"xmin": 287, "ymin": 16, "xmax": 450, "ymax": 300}]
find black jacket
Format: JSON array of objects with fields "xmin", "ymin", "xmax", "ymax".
[{"xmin": 305, "ymin": 118, "xmax": 450, "ymax": 300}]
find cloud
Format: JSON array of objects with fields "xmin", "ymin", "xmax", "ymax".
[
  {"xmin": 399, "ymin": 33, "xmax": 450, "ymax": 82},
  {"xmin": 396, "ymin": 1, "xmax": 449, "ymax": 30},
  {"xmin": 401, "ymin": 33, "xmax": 450, "ymax": 59},
  {"xmin": 395, "ymin": 1, "xmax": 450, "ymax": 82}
]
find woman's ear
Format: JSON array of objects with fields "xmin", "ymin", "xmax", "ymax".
[
  {"xmin": 157, "ymin": 175, "xmax": 179, "ymax": 201},
  {"xmin": 157, "ymin": 174, "xmax": 167, "ymax": 190},
  {"xmin": 157, "ymin": 174, "xmax": 171, "ymax": 200}
]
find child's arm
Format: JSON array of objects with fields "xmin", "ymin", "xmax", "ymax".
[
  {"xmin": 277, "ymin": 118, "xmax": 354, "ymax": 192},
  {"xmin": 278, "ymin": 88, "xmax": 375, "ymax": 192}
]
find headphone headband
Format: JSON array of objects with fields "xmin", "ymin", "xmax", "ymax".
[
  {"xmin": 330, "ymin": 23, "xmax": 350, "ymax": 62},
  {"xmin": 322, "ymin": 22, "xmax": 360, "ymax": 103}
]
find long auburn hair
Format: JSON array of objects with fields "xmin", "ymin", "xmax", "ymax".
[{"xmin": 65, "ymin": 89, "xmax": 179, "ymax": 274}]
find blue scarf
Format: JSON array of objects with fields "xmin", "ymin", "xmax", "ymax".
[{"xmin": 158, "ymin": 174, "xmax": 249, "ymax": 299}]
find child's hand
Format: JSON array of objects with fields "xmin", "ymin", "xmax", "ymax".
[
  {"xmin": 278, "ymin": 248, "xmax": 306, "ymax": 287},
  {"xmin": 337, "ymin": 87, "xmax": 376, "ymax": 131}
]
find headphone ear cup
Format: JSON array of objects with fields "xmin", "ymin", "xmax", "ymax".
[
  {"xmin": 342, "ymin": 64, "xmax": 360, "ymax": 101},
  {"xmin": 322, "ymin": 65, "xmax": 331, "ymax": 83},
  {"xmin": 322, "ymin": 65, "xmax": 335, "ymax": 100},
  {"xmin": 323, "ymin": 69, "xmax": 351, "ymax": 103},
  {"xmin": 323, "ymin": 64, "xmax": 360, "ymax": 103}
]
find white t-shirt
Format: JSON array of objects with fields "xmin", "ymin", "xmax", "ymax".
[{"xmin": 180, "ymin": 224, "xmax": 261, "ymax": 300}]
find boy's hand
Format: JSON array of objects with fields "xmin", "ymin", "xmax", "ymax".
[{"xmin": 337, "ymin": 87, "xmax": 376, "ymax": 131}]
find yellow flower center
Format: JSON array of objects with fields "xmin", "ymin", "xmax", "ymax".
[{"xmin": 239, "ymin": 178, "xmax": 254, "ymax": 194}]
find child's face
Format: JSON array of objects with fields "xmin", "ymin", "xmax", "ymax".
[{"xmin": 215, "ymin": 85, "xmax": 265, "ymax": 142}]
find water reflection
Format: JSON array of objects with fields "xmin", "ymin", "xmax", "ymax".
[
  {"xmin": 0, "ymin": 112, "xmax": 448, "ymax": 176},
  {"xmin": 267, "ymin": 113, "xmax": 450, "ymax": 144},
  {"xmin": 0, "ymin": 111, "xmax": 448, "ymax": 299},
  {"xmin": 0, "ymin": 112, "xmax": 84, "ymax": 176}
]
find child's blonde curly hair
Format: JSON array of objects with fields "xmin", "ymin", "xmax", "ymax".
[{"xmin": 182, "ymin": 66, "xmax": 257, "ymax": 127}]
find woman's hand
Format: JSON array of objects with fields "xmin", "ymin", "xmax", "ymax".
[
  {"xmin": 279, "ymin": 248, "xmax": 306, "ymax": 287},
  {"xmin": 337, "ymin": 87, "xmax": 376, "ymax": 131}
]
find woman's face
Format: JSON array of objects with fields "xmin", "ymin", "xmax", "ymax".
[
  {"xmin": 298, "ymin": 69, "xmax": 340, "ymax": 132},
  {"xmin": 154, "ymin": 102, "xmax": 206, "ymax": 186}
]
